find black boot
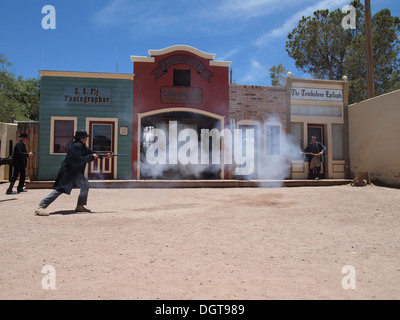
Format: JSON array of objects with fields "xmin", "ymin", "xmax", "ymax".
[{"xmin": 315, "ymin": 168, "xmax": 321, "ymax": 180}]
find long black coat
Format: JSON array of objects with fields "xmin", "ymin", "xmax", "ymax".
[
  {"xmin": 53, "ymin": 140, "xmax": 95, "ymax": 194},
  {"xmin": 12, "ymin": 140, "xmax": 29, "ymax": 169}
]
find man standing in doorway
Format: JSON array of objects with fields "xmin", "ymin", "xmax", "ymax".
[
  {"xmin": 303, "ymin": 136, "xmax": 326, "ymax": 180},
  {"xmin": 6, "ymin": 133, "xmax": 34, "ymax": 194}
]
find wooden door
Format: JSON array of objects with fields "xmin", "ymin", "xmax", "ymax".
[{"xmin": 88, "ymin": 121, "xmax": 115, "ymax": 180}]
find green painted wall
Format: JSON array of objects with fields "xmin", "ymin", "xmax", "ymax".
[{"xmin": 38, "ymin": 75, "xmax": 133, "ymax": 180}]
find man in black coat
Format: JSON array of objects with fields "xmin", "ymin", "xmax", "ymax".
[
  {"xmin": 35, "ymin": 130, "xmax": 110, "ymax": 216},
  {"xmin": 6, "ymin": 133, "xmax": 33, "ymax": 194},
  {"xmin": 303, "ymin": 136, "xmax": 326, "ymax": 180}
]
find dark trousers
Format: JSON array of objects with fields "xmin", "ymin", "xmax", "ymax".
[
  {"xmin": 7, "ymin": 165, "xmax": 26, "ymax": 192},
  {"xmin": 308, "ymin": 166, "xmax": 321, "ymax": 179}
]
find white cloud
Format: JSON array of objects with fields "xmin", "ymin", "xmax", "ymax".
[
  {"xmin": 92, "ymin": 0, "xmax": 182, "ymax": 29},
  {"xmin": 216, "ymin": 0, "xmax": 283, "ymax": 18},
  {"xmin": 92, "ymin": 0, "xmax": 297, "ymax": 30},
  {"xmin": 89, "ymin": 0, "xmax": 353, "ymax": 86},
  {"xmin": 240, "ymin": 58, "xmax": 267, "ymax": 83},
  {"xmin": 217, "ymin": 48, "xmax": 240, "ymax": 61}
]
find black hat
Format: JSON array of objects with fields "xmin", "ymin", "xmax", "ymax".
[
  {"xmin": 74, "ymin": 130, "xmax": 90, "ymax": 139},
  {"xmin": 19, "ymin": 133, "xmax": 28, "ymax": 138}
]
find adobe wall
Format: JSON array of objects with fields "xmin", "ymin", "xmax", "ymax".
[{"xmin": 349, "ymin": 89, "xmax": 400, "ymax": 185}]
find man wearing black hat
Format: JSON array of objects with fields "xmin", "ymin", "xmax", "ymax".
[
  {"xmin": 35, "ymin": 130, "xmax": 110, "ymax": 216},
  {"xmin": 6, "ymin": 133, "xmax": 34, "ymax": 195}
]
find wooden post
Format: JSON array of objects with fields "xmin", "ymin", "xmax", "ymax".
[{"xmin": 365, "ymin": 0, "xmax": 375, "ymax": 98}]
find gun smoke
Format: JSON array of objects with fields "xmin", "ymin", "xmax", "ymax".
[{"xmin": 139, "ymin": 116, "xmax": 301, "ymax": 185}]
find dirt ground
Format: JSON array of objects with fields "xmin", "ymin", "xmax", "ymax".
[{"xmin": 0, "ymin": 181, "xmax": 399, "ymax": 300}]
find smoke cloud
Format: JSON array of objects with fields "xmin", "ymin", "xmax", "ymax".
[{"xmin": 139, "ymin": 116, "xmax": 301, "ymax": 185}]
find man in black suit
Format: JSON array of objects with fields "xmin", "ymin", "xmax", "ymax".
[
  {"xmin": 6, "ymin": 133, "xmax": 33, "ymax": 194},
  {"xmin": 35, "ymin": 130, "xmax": 111, "ymax": 216},
  {"xmin": 303, "ymin": 136, "xmax": 326, "ymax": 180}
]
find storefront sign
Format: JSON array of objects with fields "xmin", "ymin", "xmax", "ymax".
[
  {"xmin": 119, "ymin": 126, "xmax": 129, "ymax": 136},
  {"xmin": 291, "ymin": 87, "xmax": 343, "ymax": 102},
  {"xmin": 63, "ymin": 87, "xmax": 111, "ymax": 105},
  {"xmin": 161, "ymin": 87, "xmax": 203, "ymax": 105},
  {"xmin": 151, "ymin": 54, "xmax": 213, "ymax": 82}
]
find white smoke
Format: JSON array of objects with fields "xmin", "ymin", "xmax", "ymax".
[
  {"xmin": 256, "ymin": 116, "xmax": 303, "ymax": 187},
  {"xmin": 139, "ymin": 121, "xmax": 222, "ymax": 179},
  {"xmin": 139, "ymin": 116, "xmax": 301, "ymax": 184}
]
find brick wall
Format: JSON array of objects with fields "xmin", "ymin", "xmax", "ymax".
[{"xmin": 229, "ymin": 84, "xmax": 288, "ymax": 128}]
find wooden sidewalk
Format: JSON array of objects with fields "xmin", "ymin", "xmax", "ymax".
[{"xmin": 26, "ymin": 179, "xmax": 352, "ymax": 189}]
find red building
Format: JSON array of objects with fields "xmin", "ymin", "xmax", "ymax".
[{"xmin": 131, "ymin": 45, "xmax": 232, "ymax": 179}]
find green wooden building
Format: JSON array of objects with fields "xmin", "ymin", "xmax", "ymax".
[{"xmin": 38, "ymin": 71, "xmax": 134, "ymax": 181}]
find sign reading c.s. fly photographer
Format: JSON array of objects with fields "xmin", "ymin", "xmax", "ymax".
[{"xmin": 63, "ymin": 87, "xmax": 111, "ymax": 105}]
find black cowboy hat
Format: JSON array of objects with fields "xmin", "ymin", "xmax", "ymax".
[
  {"xmin": 74, "ymin": 130, "xmax": 90, "ymax": 139},
  {"xmin": 19, "ymin": 133, "xmax": 29, "ymax": 138}
]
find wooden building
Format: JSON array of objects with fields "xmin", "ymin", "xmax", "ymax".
[
  {"xmin": 34, "ymin": 45, "xmax": 349, "ymax": 182},
  {"xmin": 37, "ymin": 71, "xmax": 134, "ymax": 181}
]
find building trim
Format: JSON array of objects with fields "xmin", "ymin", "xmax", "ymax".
[
  {"xmin": 85, "ymin": 117, "xmax": 119, "ymax": 180},
  {"xmin": 49, "ymin": 116, "xmax": 78, "ymax": 155},
  {"xmin": 131, "ymin": 45, "xmax": 231, "ymax": 67},
  {"xmin": 148, "ymin": 45, "xmax": 216, "ymax": 60},
  {"xmin": 291, "ymin": 77, "xmax": 347, "ymax": 88},
  {"xmin": 209, "ymin": 60, "xmax": 232, "ymax": 67},
  {"xmin": 130, "ymin": 56, "xmax": 155, "ymax": 63},
  {"xmin": 39, "ymin": 70, "xmax": 134, "ymax": 80}
]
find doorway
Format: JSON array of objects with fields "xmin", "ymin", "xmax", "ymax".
[
  {"xmin": 88, "ymin": 120, "xmax": 116, "ymax": 180},
  {"xmin": 140, "ymin": 111, "xmax": 222, "ymax": 180},
  {"xmin": 307, "ymin": 124, "xmax": 326, "ymax": 179}
]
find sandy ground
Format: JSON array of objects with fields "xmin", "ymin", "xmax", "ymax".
[{"xmin": 0, "ymin": 181, "xmax": 399, "ymax": 300}]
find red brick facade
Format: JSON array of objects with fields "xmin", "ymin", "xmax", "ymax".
[{"xmin": 229, "ymin": 84, "xmax": 288, "ymax": 129}]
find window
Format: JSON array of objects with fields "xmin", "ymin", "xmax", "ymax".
[
  {"xmin": 332, "ymin": 124, "xmax": 344, "ymax": 160},
  {"xmin": 266, "ymin": 125, "xmax": 281, "ymax": 156},
  {"xmin": 54, "ymin": 120, "xmax": 74, "ymax": 153},
  {"xmin": 173, "ymin": 69, "xmax": 191, "ymax": 86},
  {"xmin": 290, "ymin": 123, "xmax": 303, "ymax": 160},
  {"xmin": 92, "ymin": 124, "xmax": 112, "ymax": 152},
  {"xmin": 51, "ymin": 117, "xmax": 76, "ymax": 154}
]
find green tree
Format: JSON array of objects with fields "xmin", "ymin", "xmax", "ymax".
[
  {"xmin": 12, "ymin": 76, "xmax": 40, "ymax": 121},
  {"xmin": 286, "ymin": 8, "xmax": 353, "ymax": 80},
  {"xmin": 0, "ymin": 53, "xmax": 40, "ymax": 122},
  {"xmin": 345, "ymin": 6, "xmax": 400, "ymax": 102},
  {"xmin": 285, "ymin": 1, "xmax": 400, "ymax": 103},
  {"xmin": 269, "ymin": 64, "xmax": 288, "ymax": 86}
]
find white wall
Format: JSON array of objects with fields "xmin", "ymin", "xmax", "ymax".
[{"xmin": 349, "ymin": 90, "xmax": 400, "ymax": 185}]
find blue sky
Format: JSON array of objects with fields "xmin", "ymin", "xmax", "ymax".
[{"xmin": 1, "ymin": 0, "xmax": 399, "ymax": 86}]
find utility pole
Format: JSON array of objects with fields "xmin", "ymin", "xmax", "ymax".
[{"xmin": 365, "ymin": 0, "xmax": 375, "ymax": 98}]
